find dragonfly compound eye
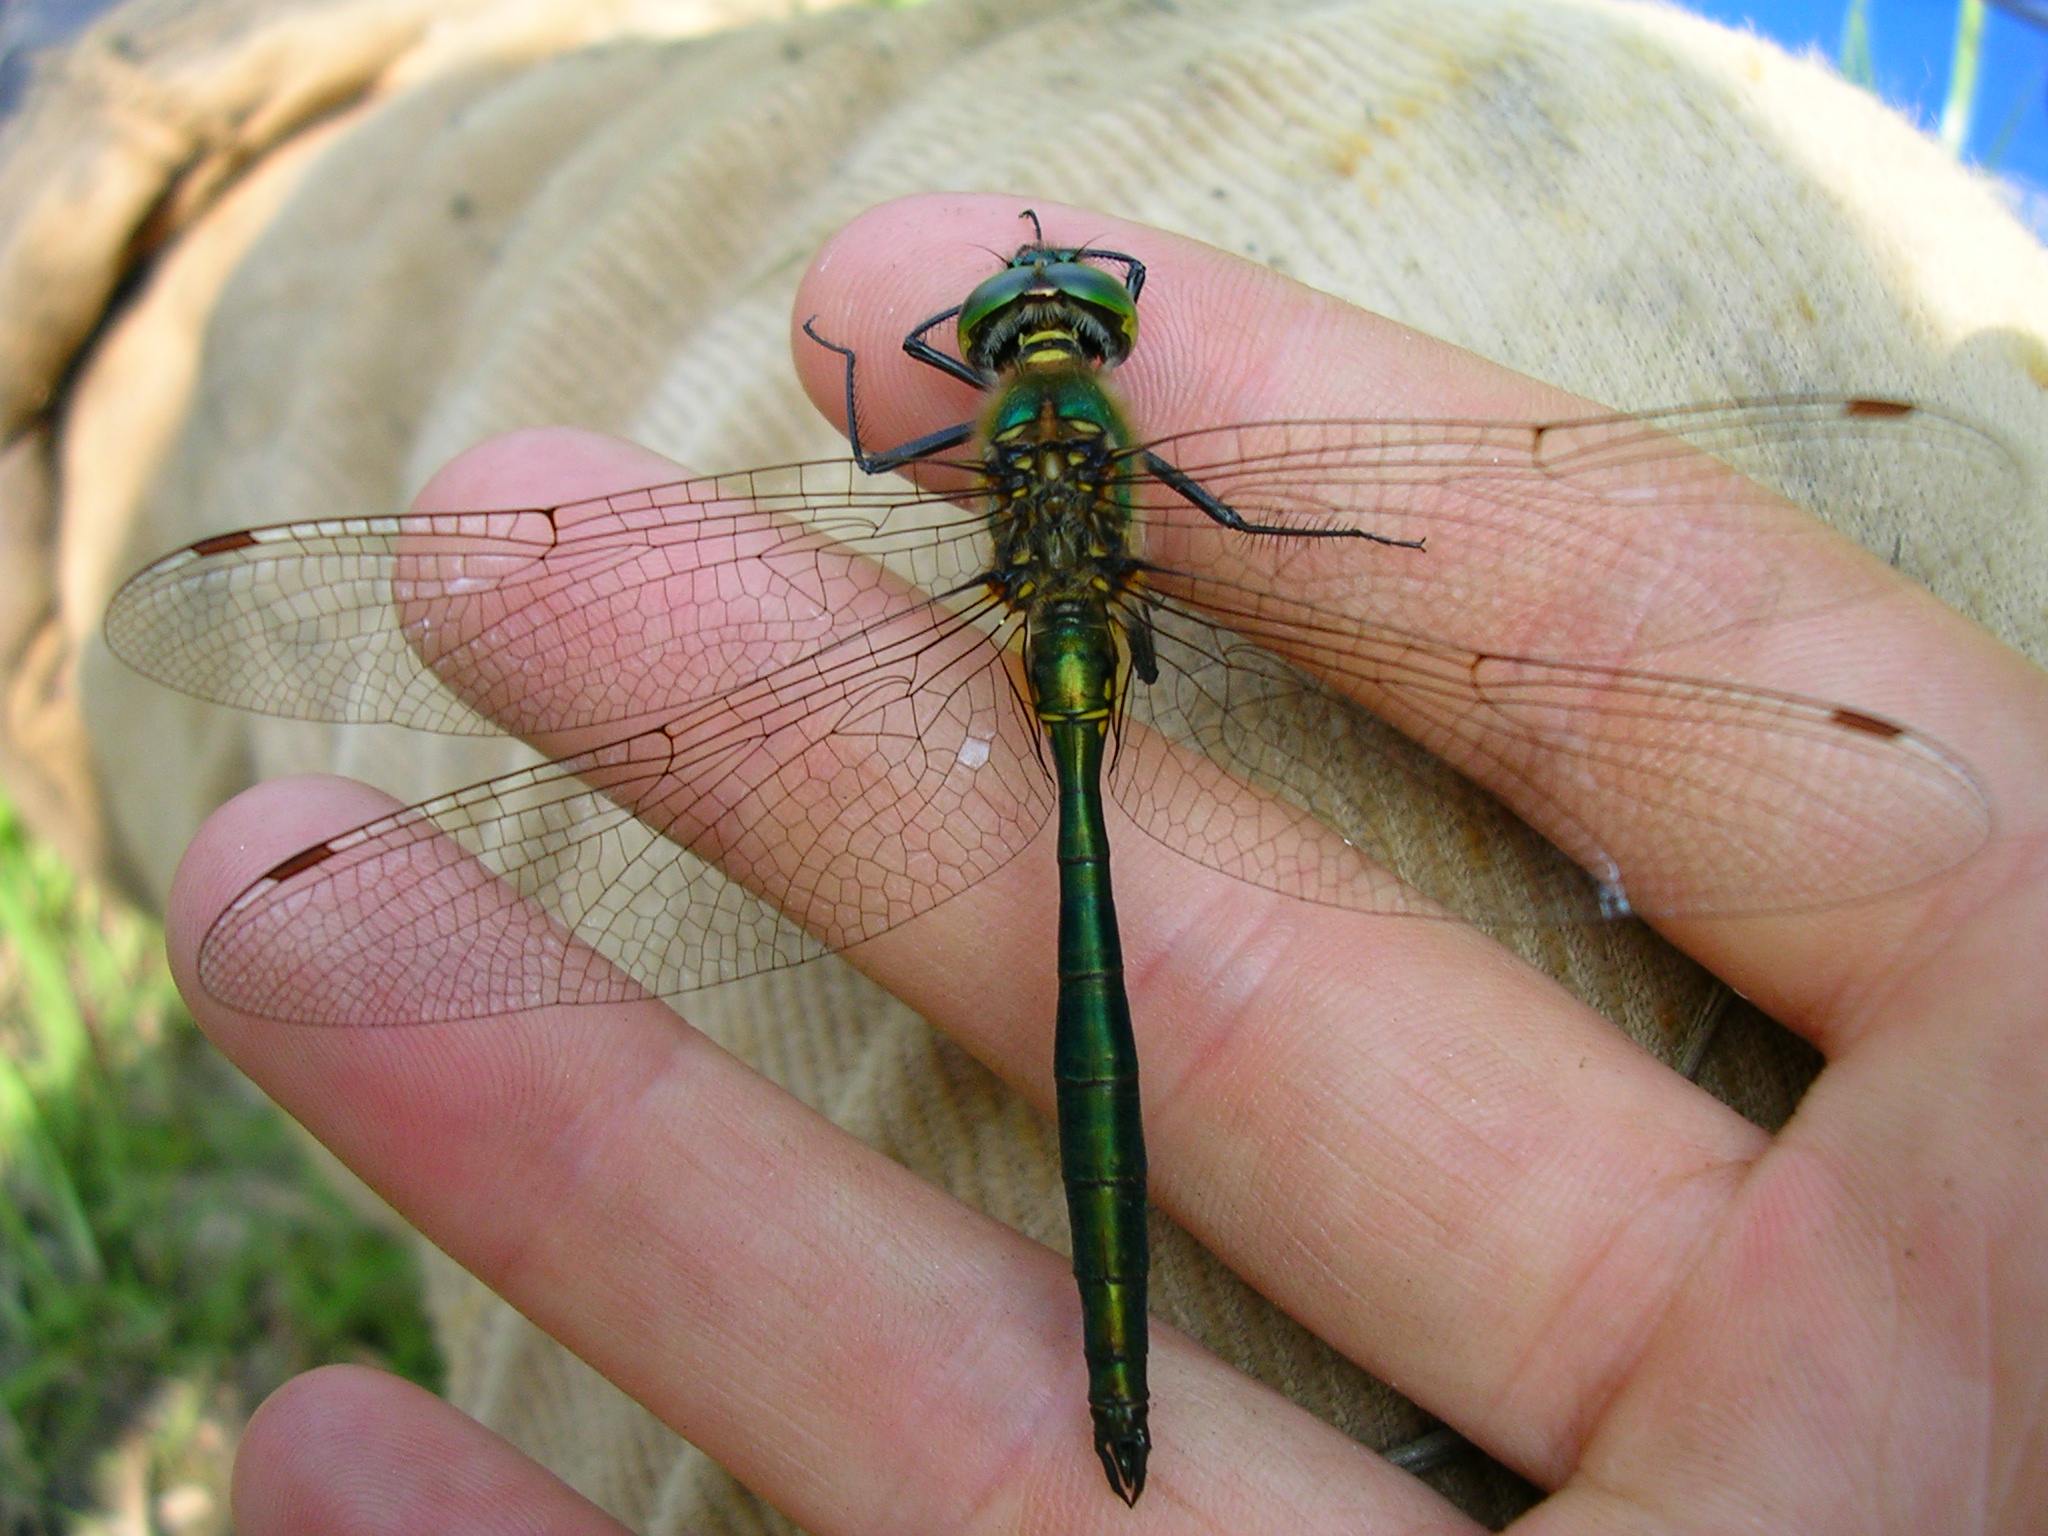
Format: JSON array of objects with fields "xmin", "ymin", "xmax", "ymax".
[{"xmin": 958, "ymin": 259, "xmax": 1138, "ymax": 374}]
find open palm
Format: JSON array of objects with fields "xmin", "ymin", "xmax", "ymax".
[{"xmin": 174, "ymin": 199, "xmax": 2048, "ymax": 1534}]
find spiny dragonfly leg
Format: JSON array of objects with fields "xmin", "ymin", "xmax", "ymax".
[
  {"xmin": 1142, "ymin": 449, "xmax": 1427, "ymax": 548},
  {"xmin": 899, "ymin": 303, "xmax": 985, "ymax": 389},
  {"xmin": 800, "ymin": 315, "xmax": 975, "ymax": 474},
  {"xmin": 1069, "ymin": 246, "xmax": 1146, "ymax": 302}
]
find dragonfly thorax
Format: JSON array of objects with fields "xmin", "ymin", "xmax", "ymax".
[{"xmin": 980, "ymin": 369, "xmax": 1142, "ymax": 619}]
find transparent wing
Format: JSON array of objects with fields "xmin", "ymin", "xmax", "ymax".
[
  {"xmin": 105, "ymin": 460, "xmax": 990, "ymax": 736},
  {"xmin": 108, "ymin": 399, "xmax": 2012, "ymax": 737},
  {"xmin": 198, "ymin": 595, "xmax": 1051, "ymax": 1025},
  {"xmin": 1110, "ymin": 589, "xmax": 1989, "ymax": 923},
  {"xmin": 1123, "ymin": 397, "xmax": 2019, "ymax": 661}
]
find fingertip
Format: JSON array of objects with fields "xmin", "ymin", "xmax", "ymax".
[
  {"xmin": 233, "ymin": 1364, "xmax": 397, "ymax": 1535},
  {"xmin": 411, "ymin": 427, "xmax": 692, "ymax": 514},
  {"xmin": 235, "ymin": 1365, "xmax": 630, "ymax": 1536},
  {"xmin": 167, "ymin": 775, "xmax": 403, "ymax": 1020},
  {"xmin": 790, "ymin": 193, "xmax": 1023, "ymax": 440}
]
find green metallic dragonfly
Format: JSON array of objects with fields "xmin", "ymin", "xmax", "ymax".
[{"xmin": 106, "ymin": 211, "xmax": 2004, "ymax": 1504}]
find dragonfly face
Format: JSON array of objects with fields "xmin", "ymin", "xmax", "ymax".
[
  {"xmin": 955, "ymin": 241, "xmax": 1140, "ymax": 376},
  {"xmin": 105, "ymin": 209, "xmax": 2007, "ymax": 1506}
]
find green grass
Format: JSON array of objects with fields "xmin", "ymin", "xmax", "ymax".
[
  {"xmin": 0, "ymin": 795, "xmax": 438, "ymax": 1536},
  {"xmin": 1937, "ymin": 0, "xmax": 1986, "ymax": 158}
]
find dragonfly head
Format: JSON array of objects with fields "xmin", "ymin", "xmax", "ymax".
[{"xmin": 957, "ymin": 245, "xmax": 1138, "ymax": 376}]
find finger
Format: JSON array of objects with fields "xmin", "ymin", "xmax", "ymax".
[
  {"xmin": 789, "ymin": 192, "xmax": 2048, "ymax": 1048},
  {"xmin": 233, "ymin": 1365, "xmax": 631, "ymax": 1536},
  {"xmin": 172, "ymin": 777, "xmax": 1475, "ymax": 1530}
]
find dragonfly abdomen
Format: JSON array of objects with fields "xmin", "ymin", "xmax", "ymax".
[{"xmin": 1029, "ymin": 601, "xmax": 1151, "ymax": 1504}]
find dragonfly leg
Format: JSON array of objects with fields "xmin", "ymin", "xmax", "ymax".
[
  {"xmin": 801, "ymin": 316, "xmax": 977, "ymax": 474},
  {"xmin": 1068, "ymin": 247, "xmax": 1145, "ymax": 302},
  {"xmin": 1119, "ymin": 592, "xmax": 1159, "ymax": 686},
  {"xmin": 1103, "ymin": 598, "xmax": 1158, "ymax": 782},
  {"xmin": 1142, "ymin": 449, "xmax": 1427, "ymax": 547},
  {"xmin": 899, "ymin": 304, "xmax": 987, "ymax": 389}
]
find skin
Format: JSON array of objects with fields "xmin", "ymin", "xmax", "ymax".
[{"xmin": 180, "ymin": 195, "xmax": 2048, "ymax": 1534}]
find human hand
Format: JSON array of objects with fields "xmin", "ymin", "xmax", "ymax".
[{"xmin": 183, "ymin": 198, "xmax": 2048, "ymax": 1533}]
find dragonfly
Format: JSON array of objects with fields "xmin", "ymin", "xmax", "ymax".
[{"xmin": 105, "ymin": 210, "xmax": 2005, "ymax": 1505}]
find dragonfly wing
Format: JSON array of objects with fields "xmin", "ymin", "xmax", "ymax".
[
  {"xmin": 1111, "ymin": 593, "xmax": 1990, "ymax": 924},
  {"xmin": 199, "ymin": 597, "xmax": 1051, "ymax": 1025},
  {"xmin": 1128, "ymin": 398, "xmax": 2019, "ymax": 663},
  {"xmin": 1111, "ymin": 599, "xmax": 1611, "ymax": 922},
  {"xmin": 104, "ymin": 461, "xmax": 985, "ymax": 736}
]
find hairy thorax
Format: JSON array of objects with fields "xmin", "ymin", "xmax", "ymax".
[{"xmin": 980, "ymin": 365, "xmax": 1141, "ymax": 613}]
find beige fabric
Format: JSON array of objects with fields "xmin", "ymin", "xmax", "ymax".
[{"xmin": 4, "ymin": 0, "xmax": 2046, "ymax": 1529}]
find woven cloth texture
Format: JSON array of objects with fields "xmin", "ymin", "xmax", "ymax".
[{"xmin": 4, "ymin": 0, "xmax": 2045, "ymax": 1528}]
